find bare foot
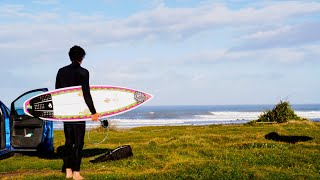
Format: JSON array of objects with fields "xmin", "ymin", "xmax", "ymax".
[
  {"xmin": 66, "ymin": 168, "xmax": 73, "ymax": 179},
  {"xmin": 73, "ymin": 171, "xmax": 84, "ymax": 180}
]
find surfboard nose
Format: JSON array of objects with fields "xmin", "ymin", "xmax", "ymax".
[
  {"xmin": 145, "ymin": 93, "xmax": 153, "ymax": 101},
  {"xmin": 136, "ymin": 91, "xmax": 153, "ymax": 103}
]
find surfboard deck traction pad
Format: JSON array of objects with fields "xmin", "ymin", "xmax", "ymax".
[{"xmin": 25, "ymin": 86, "xmax": 149, "ymax": 120}]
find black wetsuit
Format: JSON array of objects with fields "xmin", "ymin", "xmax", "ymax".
[{"xmin": 55, "ymin": 62, "xmax": 96, "ymax": 172}]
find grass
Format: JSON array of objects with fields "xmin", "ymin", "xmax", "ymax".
[{"xmin": 0, "ymin": 121, "xmax": 319, "ymax": 179}]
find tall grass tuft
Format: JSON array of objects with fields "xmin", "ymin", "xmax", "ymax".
[{"xmin": 257, "ymin": 101, "xmax": 301, "ymax": 123}]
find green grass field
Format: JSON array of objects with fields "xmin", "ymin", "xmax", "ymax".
[{"xmin": 0, "ymin": 121, "xmax": 319, "ymax": 179}]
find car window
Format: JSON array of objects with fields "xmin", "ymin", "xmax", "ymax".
[{"xmin": 14, "ymin": 91, "xmax": 44, "ymax": 116}]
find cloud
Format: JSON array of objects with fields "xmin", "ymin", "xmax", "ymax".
[
  {"xmin": 67, "ymin": 12, "xmax": 107, "ymax": 22},
  {"xmin": 0, "ymin": 1, "xmax": 319, "ymax": 84},
  {"xmin": 180, "ymin": 49, "xmax": 227, "ymax": 64},
  {"xmin": 0, "ymin": 1, "xmax": 319, "ymax": 53},
  {"xmin": 0, "ymin": 4, "xmax": 59, "ymax": 22},
  {"xmin": 236, "ymin": 23, "xmax": 320, "ymax": 50},
  {"xmin": 32, "ymin": 0, "xmax": 59, "ymax": 5},
  {"xmin": 191, "ymin": 73, "xmax": 206, "ymax": 81},
  {"xmin": 178, "ymin": 44, "xmax": 320, "ymax": 64},
  {"xmin": 229, "ymin": 46, "xmax": 320, "ymax": 63},
  {"xmin": 0, "ymin": 0, "xmax": 318, "ymax": 75}
]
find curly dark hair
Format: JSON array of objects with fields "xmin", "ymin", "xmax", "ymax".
[{"xmin": 69, "ymin": 45, "xmax": 86, "ymax": 62}]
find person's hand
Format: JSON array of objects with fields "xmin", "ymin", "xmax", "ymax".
[{"xmin": 91, "ymin": 113, "xmax": 101, "ymax": 122}]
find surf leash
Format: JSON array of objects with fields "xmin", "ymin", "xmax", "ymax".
[{"xmin": 87, "ymin": 119, "xmax": 109, "ymax": 144}]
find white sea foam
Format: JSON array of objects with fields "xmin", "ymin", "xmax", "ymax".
[
  {"xmin": 53, "ymin": 110, "xmax": 320, "ymax": 129},
  {"xmin": 196, "ymin": 111, "xmax": 320, "ymax": 121},
  {"xmin": 53, "ymin": 122, "xmax": 101, "ymax": 130},
  {"xmin": 296, "ymin": 111, "xmax": 320, "ymax": 119},
  {"xmin": 107, "ymin": 118, "xmax": 246, "ymax": 128},
  {"xmin": 195, "ymin": 111, "xmax": 262, "ymax": 121}
]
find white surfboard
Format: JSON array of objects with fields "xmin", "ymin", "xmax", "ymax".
[{"xmin": 23, "ymin": 85, "xmax": 153, "ymax": 121}]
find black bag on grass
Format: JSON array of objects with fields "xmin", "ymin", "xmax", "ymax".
[{"xmin": 90, "ymin": 145, "xmax": 133, "ymax": 163}]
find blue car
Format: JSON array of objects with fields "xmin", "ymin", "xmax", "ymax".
[{"xmin": 0, "ymin": 88, "xmax": 54, "ymax": 159}]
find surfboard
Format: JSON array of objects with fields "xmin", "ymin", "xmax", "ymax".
[{"xmin": 23, "ymin": 85, "xmax": 153, "ymax": 122}]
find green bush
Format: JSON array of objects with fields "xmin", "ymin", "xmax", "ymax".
[{"xmin": 257, "ymin": 101, "xmax": 301, "ymax": 123}]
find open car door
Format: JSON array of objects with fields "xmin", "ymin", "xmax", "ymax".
[
  {"xmin": 10, "ymin": 88, "xmax": 54, "ymax": 153},
  {"xmin": 0, "ymin": 101, "xmax": 13, "ymax": 159}
]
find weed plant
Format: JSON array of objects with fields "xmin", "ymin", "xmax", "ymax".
[{"xmin": 256, "ymin": 101, "xmax": 301, "ymax": 123}]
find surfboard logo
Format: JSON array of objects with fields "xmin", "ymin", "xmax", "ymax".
[
  {"xmin": 134, "ymin": 91, "xmax": 146, "ymax": 103},
  {"xmin": 79, "ymin": 108, "xmax": 91, "ymax": 115}
]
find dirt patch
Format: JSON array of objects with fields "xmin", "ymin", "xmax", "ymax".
[{"xmin": 0, "ymin": 170, "xmax": 60, "ymax": 179}]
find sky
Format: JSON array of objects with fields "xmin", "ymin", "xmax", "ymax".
[{"xmin": 0, "ymin": 0, "xmax": 319, "ymax": 106}]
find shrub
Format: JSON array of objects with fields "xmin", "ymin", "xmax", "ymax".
[{"xmin": 257, "ymin": 101, "xmax": 301, "ymax": 123}]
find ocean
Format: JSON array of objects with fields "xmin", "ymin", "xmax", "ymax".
[{"xmin": 53, "ymin": 104, "xmax": 320, "ymax": 129}]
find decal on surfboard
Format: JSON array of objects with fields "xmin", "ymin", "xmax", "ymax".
[{"xmin": 29, "ymin": 93, "xmax": 54, "ymax": 118}]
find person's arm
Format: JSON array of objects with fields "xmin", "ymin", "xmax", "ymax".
[
  {"xmin": 82, "ymin": 69, "xmax": 97, "ymax": 115},
  {"xmin": 82, "ymin": 70, "xmax": 100, "ymax": 121}
]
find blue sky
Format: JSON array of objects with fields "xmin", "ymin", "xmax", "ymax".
[{"xmin": 0, "ymin": 0, "xmax": 319, "ymax": 106}]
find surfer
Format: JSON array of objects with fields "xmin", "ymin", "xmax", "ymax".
[{"xmin": 56, "ymin": 45, "xmax": 100, "ymax": 179}]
